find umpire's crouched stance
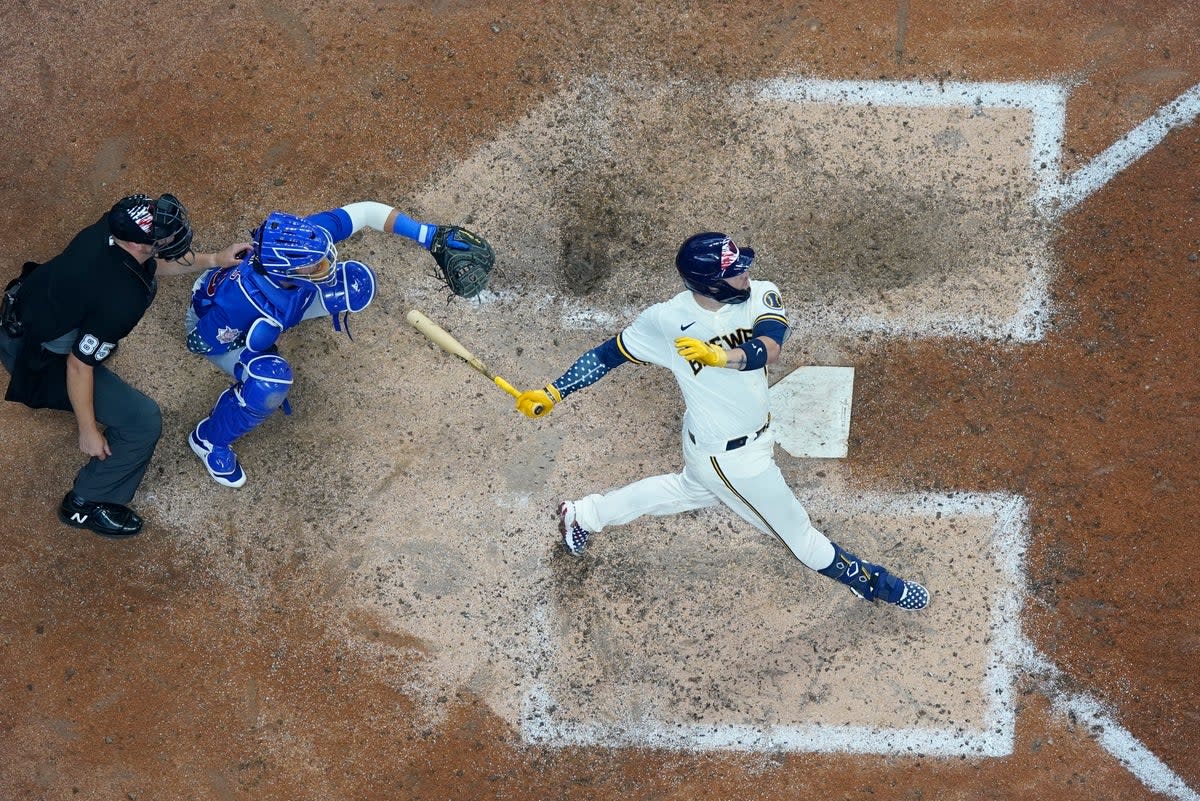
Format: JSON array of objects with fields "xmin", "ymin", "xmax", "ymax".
[{"xmin": 0, "ymin": 195, "xmax": 248, "ymax": 538}]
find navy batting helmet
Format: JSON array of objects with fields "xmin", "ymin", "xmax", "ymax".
[{"xmin": 675, "ymin": 232, "xmax": 754, "ymax": 304}]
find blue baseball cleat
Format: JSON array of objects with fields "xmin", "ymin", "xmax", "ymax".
[
  {"xmin": 189, "ymin": 420, "xmax": 247, "ymax": 489},
  {"xmin": 820, "ymin": 544, "xmax": 930, "ymax": 611}
]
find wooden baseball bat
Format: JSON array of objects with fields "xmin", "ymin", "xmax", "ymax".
[{"xmin": 405, "ymin": 309, "xmax": 542, "ymax": 413}]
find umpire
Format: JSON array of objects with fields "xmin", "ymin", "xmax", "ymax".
[{"xmin": 0, "ymin": 194, "xmax": 247, "ymax": 538}]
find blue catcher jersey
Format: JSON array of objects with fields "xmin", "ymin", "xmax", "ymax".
[
  {"xmin": 188, "ymin": 260, "xmax": 317, "ymax": 355},
  {"xmin": 187, "ymin": 209, "xmax": 358, "ymax": 356}
]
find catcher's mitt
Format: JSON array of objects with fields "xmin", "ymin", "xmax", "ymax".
[{"xmin": 430, "ymin": 225, "xmax": 495, "ymax": 299}]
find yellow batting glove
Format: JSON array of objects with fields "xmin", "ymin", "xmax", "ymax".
[
  {"xmin": 516, "ymin": 384, "xmax": 562, "ymax": 419},
  {"xmin": 675, "ymin": 336, "xmax": 728, "ymax": 368}
]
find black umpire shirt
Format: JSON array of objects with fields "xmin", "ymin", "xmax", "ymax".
[{"xmin": 5, "ymin": 216, "xmax": 158, "ymax": 410}]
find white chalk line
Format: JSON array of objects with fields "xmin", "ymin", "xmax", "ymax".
[
  {"xmin": 1052, "ymin": 82, "xmax": 1200, "ymax": 214},
  {"xmin": 1017, "ymin": 643, "xmax": 1200, "ymax": 801},
  {"xmin": 756, "ymin": 77, "xmax": 1200, "ymax": 217}
]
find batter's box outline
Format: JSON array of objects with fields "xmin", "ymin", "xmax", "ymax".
[
  {"xmin": 747, "ymin": 78, "xmax": 1200, "ymax": 344},
  {"xmin": 753, "ymin": 77, "xmax": 1200, "ymax": 220},
  {"xmin": 521, "ymin": 492, "xmax": 1028, "ymax": 758}
]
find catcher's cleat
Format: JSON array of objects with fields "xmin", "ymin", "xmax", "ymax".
[
  {"xmin": 819, "ymin": 544, "xmax": 930, "ymax": 611},
  {"xmin": 559, "ymin": 501, "xmax": 591, "ymax": 556},
  {"xmin": 189, "ymin": 421, "xmax": 247, "ymax": 489}
]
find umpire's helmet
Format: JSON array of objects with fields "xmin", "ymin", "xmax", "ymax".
[
  {"xmin": 107, "ymin": 193, "xmax": 194, "ymax": 260},
  {"xmin": 675, "ymin": 232, "xmax": 754, "ymax": 304},
  {"xmin": 251, "ymin": 211, "xmax": 337, "ymax": 284}
]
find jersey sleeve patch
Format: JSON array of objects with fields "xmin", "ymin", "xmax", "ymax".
[{"xmin": 754, "ymin": 285, "xmax": 789, "ymax": 345}]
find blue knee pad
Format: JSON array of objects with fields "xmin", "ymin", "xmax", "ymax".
[
  {"xmin": 238, "ymin": 354, "xmax": 293, "ymax": 414},
  {"xmin": 201, "ymin": 354, "xmax": 293, "ymax": 447}
]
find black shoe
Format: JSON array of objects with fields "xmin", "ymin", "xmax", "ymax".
[{"xmin": 57, "ymin": 492, "xmax": 143, "ymax": 538}]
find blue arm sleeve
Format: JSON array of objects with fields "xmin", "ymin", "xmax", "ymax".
[
  {"xmin": 752, "ymin": 316, "xmax": 789, "ymax": 346},
  {"xmin": 550, "ymin": 337, "xmax": 630, "ymax": 399},
  {"xmin": 389, "ymin": 212, "xmax": 434, "ymax": 247},
  {"xmin": 305, "ymin": 208, "xmax": 434, "ymax": 248},
  {"xmin": 305, "ymin": 209, "xmax": 354, "ymax": 243}
]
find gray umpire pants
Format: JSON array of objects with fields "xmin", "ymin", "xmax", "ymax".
[{"xmin": 0, "ymin": 329, "xmax": 162, "ymax": 506}]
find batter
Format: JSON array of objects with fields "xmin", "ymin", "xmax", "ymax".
[{"xmin": 516, "ymin": 231, "xmax": 929, "ymax": 611}]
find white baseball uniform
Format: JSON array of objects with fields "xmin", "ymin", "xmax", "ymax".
[{"xmin": 569, "ymin": 280, "xmax": 837, "ymax": 571}]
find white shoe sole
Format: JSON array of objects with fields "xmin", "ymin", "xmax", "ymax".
[{"xmin": 189, "ymin": 430, "xmax": 247, "ymax": 489}]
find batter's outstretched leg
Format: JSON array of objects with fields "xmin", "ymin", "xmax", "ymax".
[
  {"xmin": 558, "ymin": 471, "xmax": 717, "ymax": 556},
  {"xmin": 818, "ymin": 543, "xmax": 930, "ymax": 611}
]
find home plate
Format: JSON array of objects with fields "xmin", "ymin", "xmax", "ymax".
[{"xmin": 768, "ymin": 366, "xmax": 855, "ymax": 458}]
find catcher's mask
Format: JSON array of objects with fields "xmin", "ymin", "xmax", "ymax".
[
  {"xmin": 107, "ymin": 193, "xmax": 194, "ymax": 260},
  {"xmin": 251, "ymin": 211, "xmax": 337, "ymax": 285},
  {"xmin": 675, "ymin": 231, "xmax": 754, "ymax": 304}
]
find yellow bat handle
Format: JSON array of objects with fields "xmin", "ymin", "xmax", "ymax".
[
  {"xmin": 495, "ymin": 376, "xmax": 544, "ymax": 415},
  {"xmin": 494, "ymin": 376, "xmax": 521, "ymax": 400}
]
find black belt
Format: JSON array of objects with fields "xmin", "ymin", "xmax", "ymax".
[{"xmin": 689, "ymin": 419, "xmax": 770, "ymax": 451}]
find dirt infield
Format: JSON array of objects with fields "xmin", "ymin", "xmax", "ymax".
[{"xmin": 1, "ymin": 2, "xmax": 1197, "ymax": 800}]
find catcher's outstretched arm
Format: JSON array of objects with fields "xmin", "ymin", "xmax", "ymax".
[
  {"xmin": 306, "ymin": 202, "xmax": 439, "ymax": 248},
  {"xmin": 348, "ymin": 202, "xmax": 436, "ymax": 246},
  {"xmin": 306, "ymin": 204, "xmax": 493, "ymax": 297}
]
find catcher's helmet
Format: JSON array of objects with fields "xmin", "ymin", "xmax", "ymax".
[
  {"xmin": 251, "ymin": 211, "xmax": 337, "ymax": 284},
  {"xmin": 675, "ymin": 232, "xmax": 754, "ymax": 304},
  {"xmin": 107, "ymin": 193, "xmax": 194, "ymax": 260}
]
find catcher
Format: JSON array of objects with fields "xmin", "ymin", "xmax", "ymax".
[{"xmin": 184, "ymin": 202, "xmax": 494, "ymax": 487}]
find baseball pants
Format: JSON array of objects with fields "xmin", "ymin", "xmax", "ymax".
[
  {"xmin": 570, "ymin": 428, "xmax": 837, "ymax": 571},
  {"xmin": 1, "ymin": 330, "xmax": 162, "ymax": 505}
]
